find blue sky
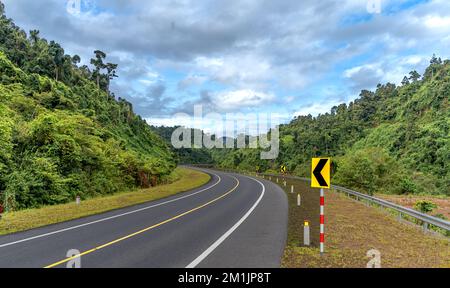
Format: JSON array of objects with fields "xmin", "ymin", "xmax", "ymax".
[{"xmin": 2, "ymin": 0, "xmax": 449, "ymax": 131}]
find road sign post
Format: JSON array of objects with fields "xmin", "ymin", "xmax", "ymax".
[
  {"xmin": 320, "ymin": 188, "xmax": 324, "ymax": 255},
  {"xmin": 311, "ymin": 158, "xmax": 330, "ymax": 189},
  {"xmin": 311, "ymin": 158, "xmax": 331, "ymax": 256}
]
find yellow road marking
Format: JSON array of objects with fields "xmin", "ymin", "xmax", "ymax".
[{"xmin": 44, "ymin": 176, "xmax": 240, "ymax": 268}]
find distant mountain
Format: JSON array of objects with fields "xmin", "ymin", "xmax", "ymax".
[{"xmin": 150, "ymin": 126, "xmax": 214, "ymax": 164}]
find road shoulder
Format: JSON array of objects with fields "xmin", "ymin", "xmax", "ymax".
[{"xmin": 0, "ymin": 167, "xmax": 210, "ymax": 236}]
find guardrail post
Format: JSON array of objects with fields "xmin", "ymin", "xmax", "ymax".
[
  {"xmin": 291, "ymin": 185, "xmax": 294, "ymax": 193},
  {"xmin": 304, "ymin": 220, "xmax": 310, "ymax": 246},
  {"xmin": 280, "ymin": 175, "xmax": 450, "ymax": 235},
  {"xmin": 297, "ymin": 194, "xmax": 301, "ymax": 206},
  {"xmin": 283, "ymin": 180, "xmax": 287, "ymax": 187}
]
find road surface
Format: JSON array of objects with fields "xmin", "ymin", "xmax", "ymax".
[{"xmin": 0, "ymin": 168, "xmax": 288, "ymax": 268}]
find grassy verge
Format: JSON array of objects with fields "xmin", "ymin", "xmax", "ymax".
[
  {"xmin": 260, "ymin": 175, "xmax": 450, "ymax": 268},
  {"xmin": 0, "ymin": 167, "xmax": 210, "ymax": 236}
]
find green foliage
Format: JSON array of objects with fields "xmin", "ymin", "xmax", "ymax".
[
  {"xmin": 150, "ymin": 126, "xmax": 214, "ymax": 164},
  {"xmin": 0, "ymin": 8, "xmax": 175, "ymax": 211},
  {"xmin": 200, "ymin": 56, "xmax": 449, "ymax": 196},
  {"xmin": 413, "ymin": 200, "xmax": 437, "ymax": 214},
  {"xmin": 0, "ymin": 104, "xmax": 13, "ymax": 191},
  {"xmin": 333, "ymin": 148, "xmax": 407, "ymax": 195},
  {"xmin": 4, "ymin": 156, "xmax": 69, "ymax": 210}
]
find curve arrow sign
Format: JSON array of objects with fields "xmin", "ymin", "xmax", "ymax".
[{"xmin": 311, "ymin": 158, "xmax": 331, "ymax": 188}]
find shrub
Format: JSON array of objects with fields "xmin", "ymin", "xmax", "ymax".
[
  {"xmin": 413, "ymin": 200, "xmax": 437, "ymax": 214},
  {"xmin": 334, "ymin": 147, "xmax": 408, "ymax": 195}
]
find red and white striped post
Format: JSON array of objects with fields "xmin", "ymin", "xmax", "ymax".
[{"xmin": 320, "ymin": 188, "xmax": 325, "ymax": 255}]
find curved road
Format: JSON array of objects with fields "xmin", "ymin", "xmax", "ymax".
[{"xmin": 0, "ymin": 168, "xmax": 288, "ymax": 268}]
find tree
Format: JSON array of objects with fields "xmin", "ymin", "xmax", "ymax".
[
  {"xmin": 29, "ymin": 29, "xmax": 40, "ymax": 45},
  {"xmin": 105, "ymin": 62, "xmax": 118, "ymax": 95},
  {"xmin": 427, "ymin": 54, "xmax": 443, "ymax": 79},
  {"xmin": 409, "ymin": 70, "xmax": 421, "ymax": 82},
  {"xmin": 72, "ymin": 55, "xmax": 81, "ymax": 65},
  {"xmin": 430, "ymin": 53, "xmax": 441, "ymax": 65},
  {"xmin": 90, "ymin": 50, "xmax": 106, "ymax": 89},
  {"xmin": 401, "ymin": 76, "xmax": 410, "ymax": 86},
  {"xmin": 80, "ymin": 64, "xmax": 91, "ymax": 78},
  {"xmin": 48, "ymin": 41, "xmax": 64, "ymax": 81}
]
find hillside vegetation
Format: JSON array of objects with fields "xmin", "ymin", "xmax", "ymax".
[
  {"xmin": 283, "ymin": 57, "xmax": 448, "ymax": 196},
  {"xmin": 150, "ymin": 126, "xmax": 214, "ymax": 164},
  {"xmin": 0, "ymin": 3, "xmax": 175, "ymax": 211},
  {"xmin": 162, "ymin": 57, "xmax": 449, "ymax": 196}
]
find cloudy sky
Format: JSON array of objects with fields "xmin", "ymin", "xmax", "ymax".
[{"xmin": 2, "ymin": 0, "xmax": 450, "ymax": 129}]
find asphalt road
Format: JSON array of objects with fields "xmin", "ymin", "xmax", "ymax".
[{"xmin": 0, "ymin": 168, "xmax": 288, "ymax": 268}]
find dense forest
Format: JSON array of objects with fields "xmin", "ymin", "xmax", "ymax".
[
  {"xmin": 0, "ymin": 2, "xmax": 175, "ymax": 211},
  {"xmin": 150, "ymin": 126, "xmax": 215, "ymax": 164},
  {"xmin": 0, "ymin": 0, "xmax": 447, "ymax": 214},
  {"xmin": 154, "ymin": 57, "xmax": 449, "ymax": 196},
  {"xmin": 227, "ymin": 56, "xmax": 448, "ymax": 196}
]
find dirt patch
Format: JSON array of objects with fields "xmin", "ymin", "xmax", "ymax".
[
  {"xmin": 266, "ymin": 177, "xmax": 450, "ymax": 268},
  {"xmin": 376, "ymin": 194, "xmax": 450, "ymax": 219}
]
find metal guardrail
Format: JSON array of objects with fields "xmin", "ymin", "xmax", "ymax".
[
  {"xmin": 258, "ymin": 173, "xmax": 450, "ymax": 233},
  {"xmin": 200, "ymin": 166, "xmax": 450, "ymax": 234}
]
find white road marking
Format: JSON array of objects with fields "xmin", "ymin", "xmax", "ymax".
[
  {"xmin": 0, "ymin": 171, "xmax": 222, "ymax": 248},
  {"xmin": 186, "ymin": 174, "xmax": 266, "ymax": 268}
]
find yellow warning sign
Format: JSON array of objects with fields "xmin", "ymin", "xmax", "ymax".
[
  {"xmin": 311, "ymin": 158, "xmax": 331, "ymax": 188},
  {"xmin": 280, "ymin": 165, "xmax": 287, "ymax": 174}
]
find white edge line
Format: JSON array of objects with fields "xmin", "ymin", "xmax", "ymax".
[
  {"xmin": 0, "ymin": 170, "xmax": 222, "ymax": 249},
  {"xmin": 186, "ymin": 174, "xmax": 265, "ymax": 268}
]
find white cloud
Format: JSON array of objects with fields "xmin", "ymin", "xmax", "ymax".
[
  {"xmin": 191, "ymin": 54, "xmax": 273, "ymax": 90},
  {"xmin": 343, "ymin": 54, "xmax": 431, "ymax": 92},
  {"xmin": 401, "ymin": 55, "xmax": 425, "ymax": 65},
  {"xmin": 138, "ymin": 71, "xmax": 162, "ymax": 86},
  {"xmin": 344, "ymin": 63, "xmax": 383, "ymax": 79},
  {"xmin": 424, "ymin": 15, "xmax": 450, "ymax": 28},
  {"xmin": 4, "ymin": 0, "xmax": 450, "ymax": 121},
  {"xmin": 212, "ymin": 89, "xmax": 275, "ymax": 110},
  {"xmin": 293, "ymin": 100, "xmax": 343, "ymax": 117},
  {"xmin": 178, "ymin": 74, "xmax": 208, "ymax": 90}
]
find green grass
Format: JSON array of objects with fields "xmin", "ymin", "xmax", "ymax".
[{"xmin": 0, "ymin": 167, "xmax": 210, "ymax": 236}]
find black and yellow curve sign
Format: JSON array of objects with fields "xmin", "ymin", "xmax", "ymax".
[{"xmin": 311, "ymin": 158, "xmax": 331, "ymax": 188}]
